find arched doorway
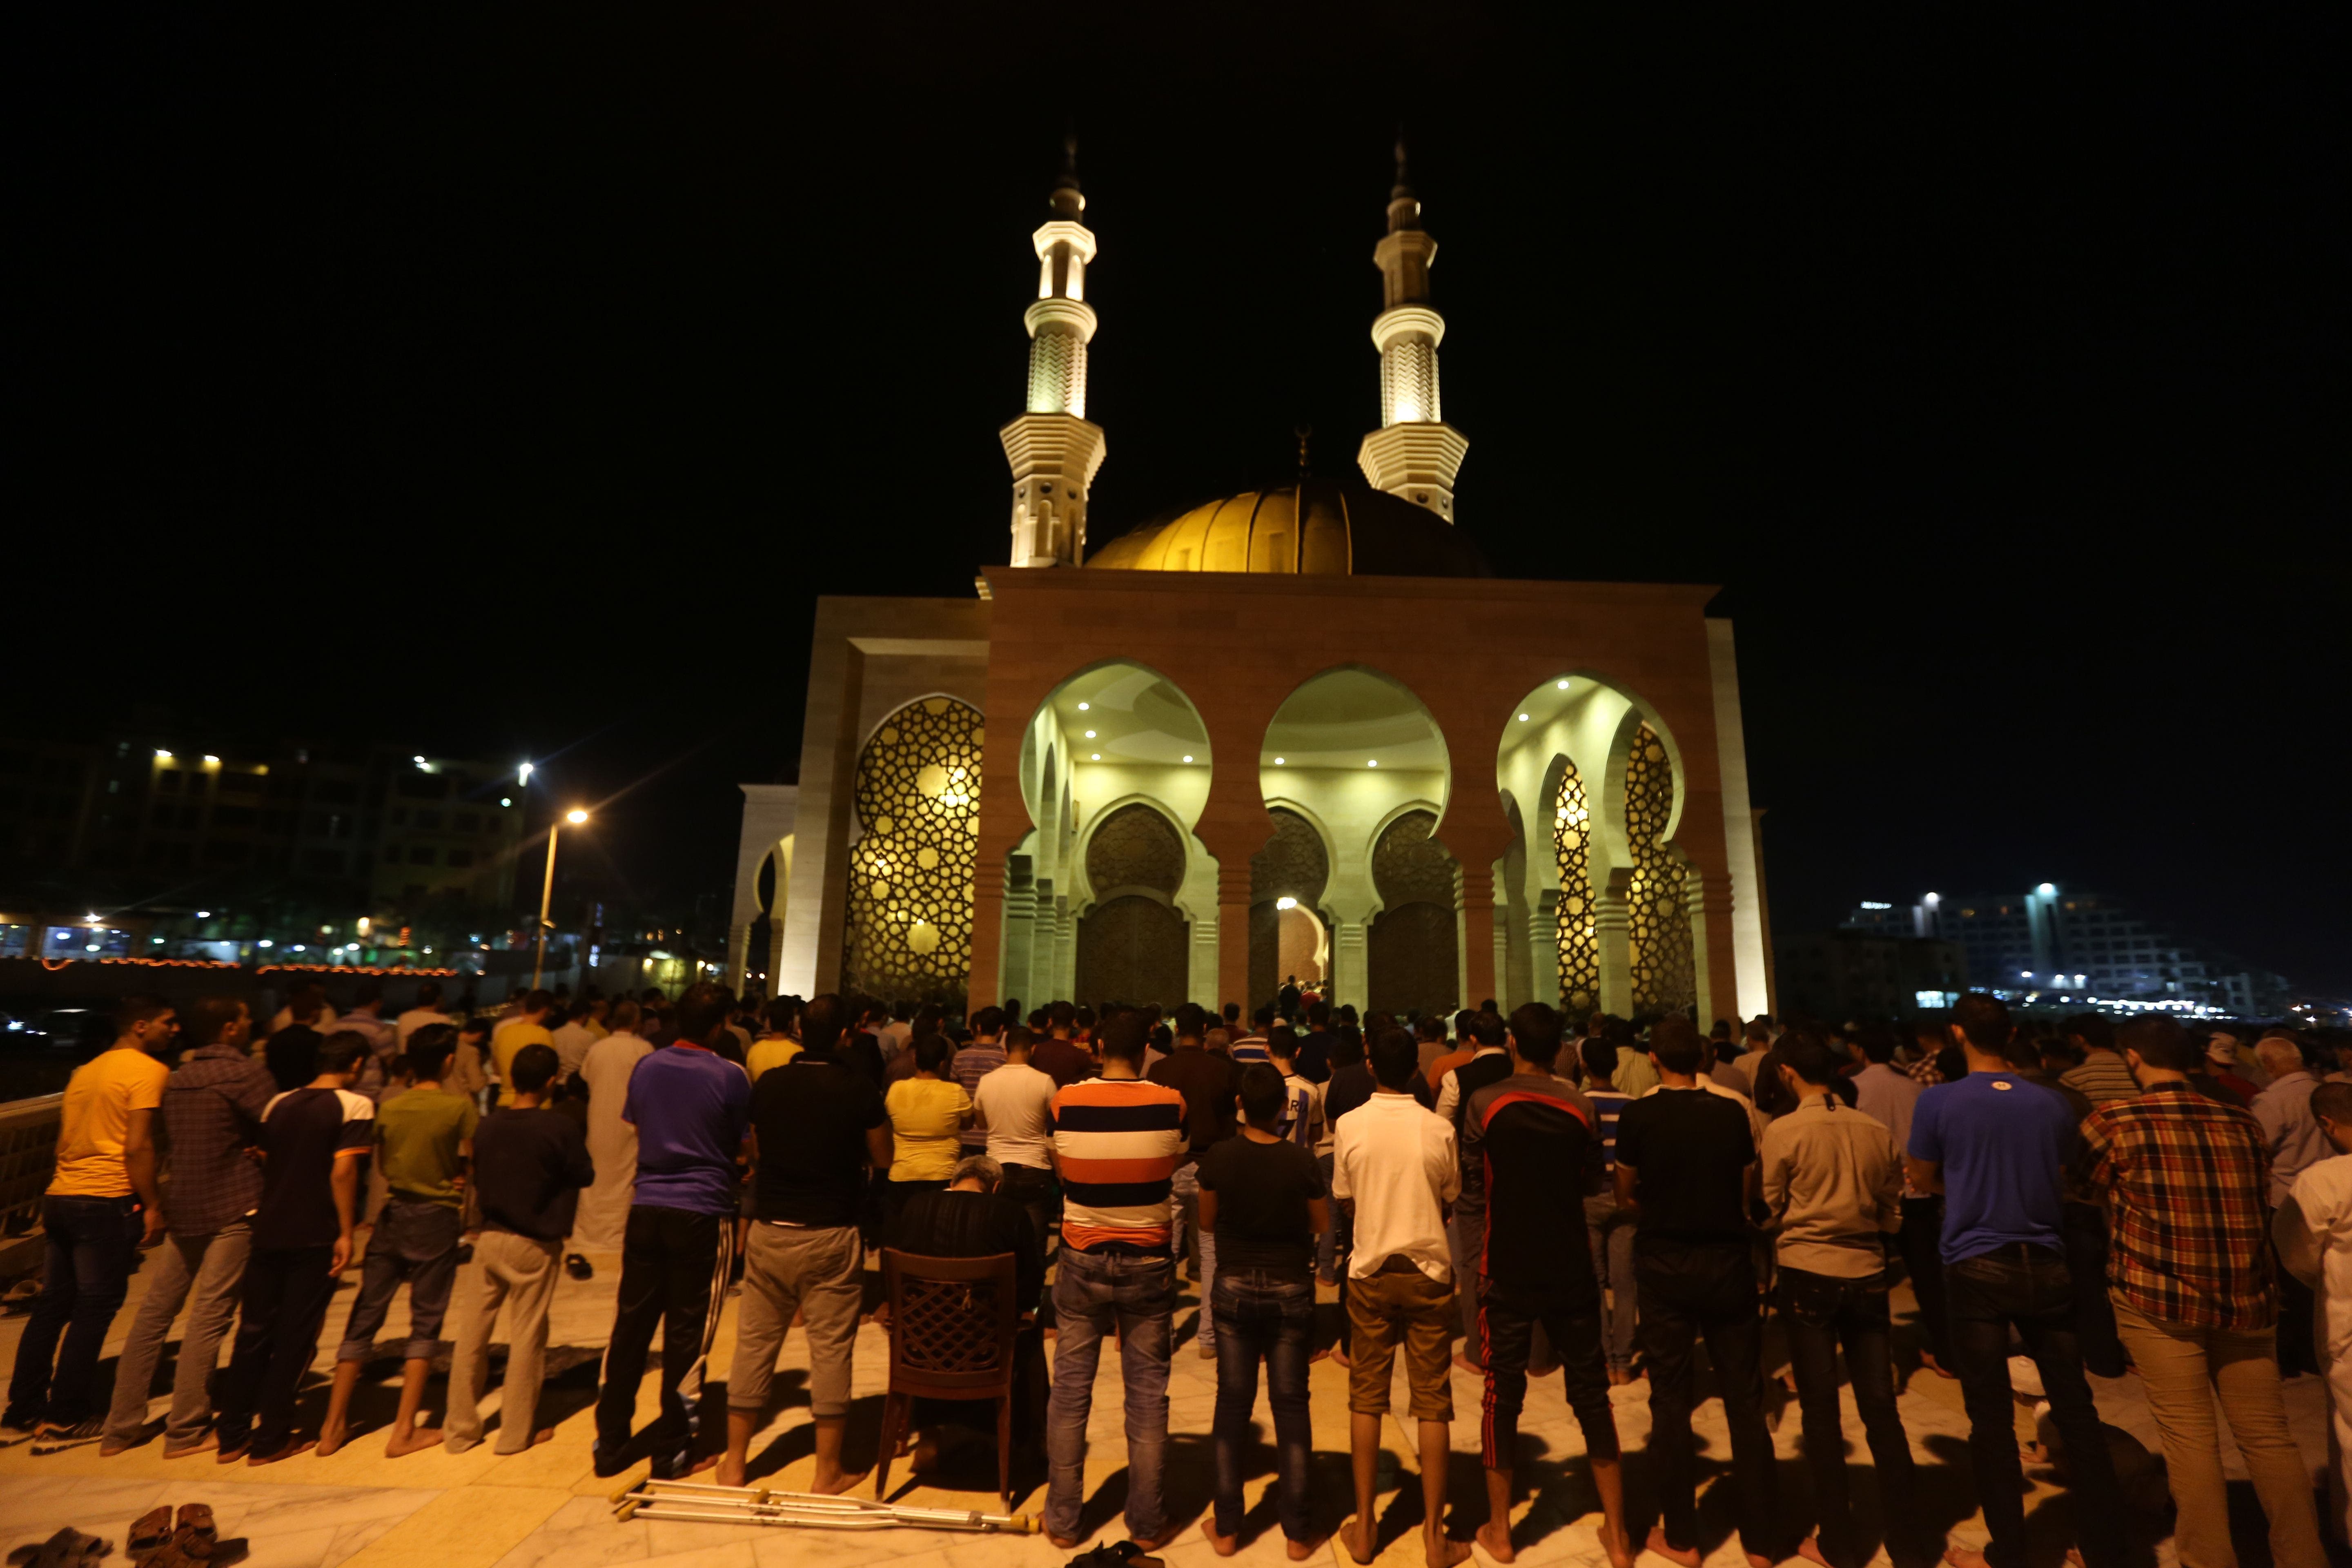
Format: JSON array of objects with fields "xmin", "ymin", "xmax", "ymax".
[
  {"xmin": 1367, "ymin": 809, "xmax": 1461, "ymax": 1017},
  {"xmin": 1259, "ymin": 666, "xmax": 1451, "ymax": 1013},
  {"xmin": 1248, "ymin": 808, "xmax": 1330, "ymax": 1009},
  {"xmin": 1075, "ymin": 802, "xmax": 1192, "ymax": 1007},
  {"xmin": 1008, "ymin": 660, "xmax": 1216, "ymax": 1005}
]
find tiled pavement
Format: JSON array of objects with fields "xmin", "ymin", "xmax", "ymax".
[{"xmin": 0, "ymin": 1241, "xmax": 2332, "ymax": 1568}]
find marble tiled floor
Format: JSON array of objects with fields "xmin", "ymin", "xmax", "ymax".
[{"xmin": 0, "ymin": 1241, "xmax": 2333, "ymax": 1568}]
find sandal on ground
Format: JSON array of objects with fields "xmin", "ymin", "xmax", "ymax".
[
  {"xmin": 129, "ymin": 1508, "xmax": 175, "ymax": 1560},
  {"xmin": 8, "ymin": 1530, "xmax": 111, "ymax": 1568},
  {"xmin": 176, "ymin": 1506, "xmax": 216, "ymax": 1553}
]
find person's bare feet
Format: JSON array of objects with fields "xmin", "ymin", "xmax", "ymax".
[
  {"xmin": 1452, "ymin": 1354, "xmax": 1482, "ymax": 1376},
  {"xmin": 1921, "ymin": 1352, "xmax": 1958, "ymax": 1381},
  {"xmin": 1342, "ymin": 1518, "xmax": 1376, "ymax": 1566},
  {"xmin": 1644, "ymin": 1527, "xmax": 1702, "ymax": 1568},
  {"xmin": 530, "ymin": 1428, "xmax": 555, "ymax": 1447},
  {"xmin": 1475, "ymin": 1520, "xmax": 1516, "ymax": 1562},
  {"xmin": 809, "ymin": 1462, "xmax": 869, "ymax": 1496},
  {"xmin": 1744, "ymin": 1554, "xmax": 1773, "ymax": 1568},
  {"xmin": 314, "ymin": 1421, "xmax": 347, "ymax": 1458},
  {"xmin": 384, "ymin": 1425, "xmax": 443, "ymax": 1458},
  {"xmin": 1132, "ymin": 1526, "xmax": 1182, "ymax": 1552},
  {"xmin": 1332, "ymin": 1345, "xmax": 1351, "ymax": 1368},
  {"xmin": 1596, "ymin": 1519, "xmax": 1635, "ymax": 1568},
  {"xmin": 1942, "ymin": 1550, "xmax": 1989, "ymax": 1568},
  {"xmin": 715, "ymin": 1455, "xmax": 747, "ymax": 1488},
  {"xmin": 248, "ymin": 1437, "xmax": 314, "ymax": 1466},
  {"xmin": 1425, "ymin": 1528, "xmax": 1473, "ymax": 1568},
  {"xmin": 1286, "ymin": 1535, "xmax": 1324, "ymax": 1562},
  {"xmin": 1201, "ymin": 1518, "xmax": 1238, "ymax": 1557},
  {"xmin": 1797, "ymin": 1537, "xmax": 1833, "ymax": 1568}
]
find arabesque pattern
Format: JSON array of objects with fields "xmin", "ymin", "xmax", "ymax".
[
  {"xmin": 842, "ymin": 697, "xmax": 984, "ymax": 1006},
  {"xmin": 1552, "ymin": 762, "xmax": 1602, "ymax": 1018},
  {"xmin": 1624, "ymin": 723, "xmax": 1696, "ymax": 1017}
]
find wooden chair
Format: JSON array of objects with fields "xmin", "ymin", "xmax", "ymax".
[{"xmin": 874, "ymin": 1248, "xmax": 1020, "ymax": 1508}]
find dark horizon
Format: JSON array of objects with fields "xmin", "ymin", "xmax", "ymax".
[{"xmin": 11, "ymin": 7, "xmax": 2347, "ymax": 991}]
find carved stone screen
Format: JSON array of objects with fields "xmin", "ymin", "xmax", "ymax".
[
  {"xmin": 1367, "ymin": 809, "xmax": 1460, "ymax": 1017},
  {"xmin": 1552, "ymin": 762, "xmax": 1601, "ymax": 1016},
  {"xmin": 1250, "ymin": 808, "xmax": 1329, "ymax": 1009},
  {"xmin": 1076, "ymin": 804, "xmax": 1191, "ymax": 1007},
  {"xmin": 1623, "ymin": 723, "xmax": 1695, "ymax": 1017},
  {"xmin": 841, "ymin": 697, "xmax": 982, "ymax": 1007}
]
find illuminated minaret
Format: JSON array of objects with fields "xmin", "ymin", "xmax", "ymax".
[
  {"xmin": 1002, "ymin": 136, "xmax": 1106, "ymax": 567},
  {"xmin": 1356, "ymin": 137, "xmax": 1467, "ymax": 521}
]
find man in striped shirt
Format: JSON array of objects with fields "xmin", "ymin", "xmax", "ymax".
[{"xmin": 1044, "ymin": 1011, "xmax": 1188, "ymax": 1550}]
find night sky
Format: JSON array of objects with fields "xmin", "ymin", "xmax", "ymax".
[{"xmin": 14, "ymin": 7, "xmax": 2348, "ymax": 989}]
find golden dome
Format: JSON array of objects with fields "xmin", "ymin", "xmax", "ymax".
[{"xmin": 1083, "ymin": 479, "xmax": 1490, "ymax": 578}]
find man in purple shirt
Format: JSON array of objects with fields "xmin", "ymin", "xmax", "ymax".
[{"xmin": 592, "ymin": 983, "xmax": 751, "ymax": 1479}]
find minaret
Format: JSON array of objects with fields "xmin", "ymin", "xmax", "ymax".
[
  {"xmin": 1002, "ymin": 136, "xmax": 1107, "ymax": 567},
  {"xmin": 1356, "ymin": 136, "xmax": 1467, "ymax": 521}
]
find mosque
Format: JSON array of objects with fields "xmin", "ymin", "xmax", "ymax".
[{"xmin": 728, "ymin": 142, "xmax": 1775, "ymax": 1025}]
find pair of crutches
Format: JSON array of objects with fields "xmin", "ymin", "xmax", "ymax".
[{"xmin": 610, "ymin": 1476, "xmax": 1034, "ymax": 1535}]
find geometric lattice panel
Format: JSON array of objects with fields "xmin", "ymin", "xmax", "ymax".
[
  {"xmin": 1623, "ymin": 723, "xmax": 1695, "ymax": 1018},
  {"xmin": 1551, "ymin": 761, "xmax": 1601, "ymax": 1019},
  {"xmin": 1370, "ymin": 809, "xmax": 1456, "ymax": 908},
  {"xmin": 1084, "ymin": 803, "xmax": 1185, "ymax": 898},
  {"xmin": 1368, "ymin": 809, "xmax": 1461, "ymax": 1020},
  {"xmin": 842, "ymin": 697, "xmax": 983, "ymax": 1008}
]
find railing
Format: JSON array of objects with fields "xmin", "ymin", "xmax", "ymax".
[{"xmin": 0, "ymin": 1095, "xmax": 62, "ymax": 1236}]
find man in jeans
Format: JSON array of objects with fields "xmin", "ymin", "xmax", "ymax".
[
  {"xmin": 718, "ymin": 994, "xmax": 888, "ymax": 1494},
  {"xmin": 318, "ymin": 1024, "xmax": 477, "ymax": 1457},
  {"xmin": 1906, "ymin": 993, "xmax": 2124, "ymax": 1568},
  {"xmin": 592, "ymin": 983, "xmax": 752, "ymax": 1479},
  {"xmin": 1335, "ymin": 1026, "xmax": 1466, "ymax": 1568},
  {"xmin": 1198, "ymin": 1064, "xmax": 1327, "ymax": 1560},
  {"xmin": 102, "ymin": 998, "xmax": 272, "ymax": 1457},
  {"xmin": 1432, "ymin": 1010, "xmax": 1512, "ymax": 1371},
  {"xmin": 1613, "ymin": 1015, "xmax": 1781, "ymax": 1568},
  {"xmin": 1461, "ymin": 1007, "xmax": 1631, "ymax": 1568},
  {"xmin": 1044, "ymin": 1011, "xmax": 1187, "ymax": 1550},
  {"xmin": 446, "ymin": 1043, "xmax": 594, "ymax": 1454},
  {"xmin": 3, "ymin": 996, "xmax": 174, "ymax": 1451},
  {"xmin": 1760, "ymin": 1033, "xmax": 1922, "ymax": 1568},
  {"xmin": 1149, "ymin": 1003, "xmax": 1237, "ymax": 1355},
  {"xmin": 2081, "ymin": 1016, "xmax": 2324, "ymax": 1568}
]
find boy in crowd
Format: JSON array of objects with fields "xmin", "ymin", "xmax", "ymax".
[
  {"xmin": 446, "ymin": 1043, "xmax": 595, "ymax": 1454},
  {"xmin": 318, "ymin": 1025, "xmax": 477, "ymax": 1457},
  {"xmin": 214, "ymin": 1031, "xmax": 373, "ymax": 1464},
  {"xmin": 1335, "ymin": 1029, "xmax": 1467, "ymax": 1568}
]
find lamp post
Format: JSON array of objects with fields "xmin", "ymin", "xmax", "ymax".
[{"xmin": 532, "ymin": 808, "xmax": 590, "ymax": 990}]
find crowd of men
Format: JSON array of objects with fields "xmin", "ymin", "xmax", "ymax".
[{"xmin": 6, "ymin": 975, "xmax": 2351, "ymax": 1568}]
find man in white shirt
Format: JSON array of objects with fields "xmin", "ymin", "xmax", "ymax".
[
  {"xmin": 393, "ymin": 982, "xmax": 455, "ymax": 1050},
  {"xmin": 550, "ymin": 1002, "xmax": 601, "ymax": 1081},
  {"xmin": 2278, "ymin": 1081, "xmax": 2352, "ymax": 1546},
  {"xmin": 973, "ymin": 1027, "xmax": 1060, "ymax": 1270},
  {"xmin": 1334, "ymin": 1030, "xmax": 1467, "ymax": 1568}
]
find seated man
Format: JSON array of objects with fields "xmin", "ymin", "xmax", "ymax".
[{"xmin": 890, "ymin": 1155, "xmax": 1047, "ymax": 1464}]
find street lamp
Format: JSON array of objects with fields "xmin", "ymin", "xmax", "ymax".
[{"xmin": 532, "ymin": 808, "xmax": 591, "ymax": 989}]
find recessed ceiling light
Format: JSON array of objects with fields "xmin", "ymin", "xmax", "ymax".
[
  {"xmin": 1084, "ymin": 730, "xmax": 1096, "ymax": 738},
  {"xmin": 1273, "ymin": 757, "xmax": 1285, "ymax": 766},
  {"xmin": 1367, "ymin": 760, "xmax": 1379, "ymax": 767},
  {"xmin": 1091, "ymin": 754, "xmax": 1100, "ymax": 761},
  {"xmin": 1182, "ymin": 755, "xmax": 1193, "ymax": 763},
  {"xmin": 1077, "ymin": 701, "xmax": 1089, "ymax": 711},
  {"xmin": 1517, "ymin": 713, "xmax": 1529, "ymax": 722}
]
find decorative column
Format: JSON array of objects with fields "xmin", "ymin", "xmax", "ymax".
[
  {"xmin": 1527, "ymin": 889, "xmax": 1563, "ymax": 1013},
  {"xmin": 1331, "ymin": 918, "xmax": 1369, "ymax": 1014},
  {"xmin": 1003, "ymin": 137, "xmax": 1107, "ymax": 568},
  {"xmin": 1000, "ymin": 857, "xmax": 1036, "ymax": 1004},
  {"xmin": 1459, "ymin": 862, "xmax": 1500, "ymax": 1011},
  {"xmin": 1690, "ymin": 869, "xmax": 1735, "ymax": 1028},
  {"xmin": 1356, "ymin": 138, "xmax": 1468, "ymax": 521},
  {"xmin": 1216, "ymin": 862, "xmax": 1254, "ymax": 1015},
  {"xmin": 1594, "ymin": 877, "xmax": 1633, "ymax": 1016}
]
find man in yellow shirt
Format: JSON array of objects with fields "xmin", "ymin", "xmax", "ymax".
[
  {"xmin": 3, "ymin": 996, "xmax": 176, "ymax": 1449},
  {"xmin": 490, "ymin": 990, "xmax": 557, "ymax": 1102},
  {"xmin": 744, "ymin": 997, "xmax": 803, "ymax": 1082}
]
